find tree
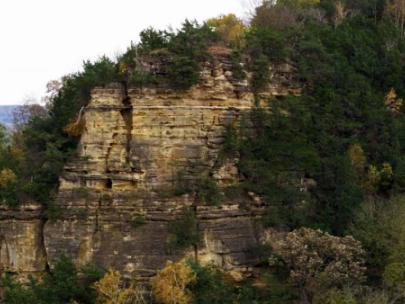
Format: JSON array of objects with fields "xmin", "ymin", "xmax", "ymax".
[
  {"xmin": 384, "ymin": 88, "xmax": 403, "ymax": 113},
  {"xmin": 267, "ymin": 228, "xmax": 366, "ymax": 302},
  {"xmin": 350, "ymin": 195, "xmax": 405, "ymax": 283},
  {"xmin": 206, "ymin": 14, "xmax": 246, "ymax": 48},
  {"xmin": 138, "ymin": 27, "xmax": 170, "ymax": 54},
  {"xmin": 1, "ymin": 256, "xmax": 102, "ymax": 304},
  {"xmin": 151, "ymin": 261, "xmax": 196, "ymax": 304},
  {"xmin": 168, "ymin": 208, "xmax": 200, "ymax": 251},
  {"xmin": 383, "ymin": 263, "xmax": 405, "ymax": 302},
  {"xmin": 12, "ymin": 102, "xmax": 47, "ymax": 131},
  {"xmin": 252, "ymin": 0, "xmax": 301, "ymax": 30},
  {"xmin": 348, "ymin": 144, "xmax": 367, "ymax": 182},
  {"xmin": 94, "ymin": 269, "xmax": 147, "ymax": 304}
]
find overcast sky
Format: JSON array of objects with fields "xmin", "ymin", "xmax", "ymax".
[{"xmin": 0, "ymin": 0, "xmax": 248, "ymax": 105}]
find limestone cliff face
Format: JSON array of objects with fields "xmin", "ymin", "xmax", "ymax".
[{"xmin": 0, "ymin": 54, "xmax": 300, "ymax": 279}]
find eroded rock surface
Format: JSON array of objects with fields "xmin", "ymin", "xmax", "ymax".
[{"xmin": 0, "ymin": 54, "xmax": 300, "ymax": 278}]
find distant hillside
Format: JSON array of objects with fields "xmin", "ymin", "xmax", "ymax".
[{"xmin": 0, "ymin": 105, "xmax": 18, "ymax": 128}]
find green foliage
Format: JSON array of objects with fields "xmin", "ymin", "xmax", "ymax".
[
  {"xmin": 383, "ymin": 263, "xmax": 405, "ymax": 290},
  {"xmin": 8, "ymin": 57, "xmax": 120, "ymax": 208},
  {"xmin": 350, "ymin": 196, "xmax": 405, "ymax": 284},
  {"xmin": 120, "ymin": 20, "xmax": 218, "ymax": 91},
  {"xmin": 165, "ymin": 21, "xmax": 217, "ymax": 90},
  {"xmin": 187, "ymin": 261, "xmax": 294, "ymax": 304},
  {"xmin": 131, "ymin": 215, "xmax": 146, "ymax": 228},
  {"xmin": 237, "ymin": 13, "xmax": 405, "ymax": 234},
  {"xmin": 312, "ymin": 288, "xmax": 358, "ymax": 304},
  {"xmin": 229, "ymin": 51, "xmax": 246, "ymax": 82},
  {"xmin": 171, "ymin": 169, "xmax": 222, "ymax": 205},
  {"xmin": 1, "ymin": 256, "xmax": 103, "ymax": 304},
  {"xmin": 166, "ymin": 55, "xmax": 200, "ymax": 90},
  {"xmin": 0, "ymin": 180, "xmax": 18, "ymax": 207},
  {"xmin": 138, "ymin": 27, "xmax": 169, "ymax": 54},
  {"xmin": 188, "ymin": 261, "xmax": 235, "ymax": 304},
  {"xmin": 168, "ymin": 207, "xmax": 200, "ymax": 250},
  {"xmin": 194, "ymin": 176, "xmax": 222, "ymax": 206},
  {"xmin": 238, "ymin": 101, "xmax": 320, "ymax": 229},
  {"xmin": 221, "ymin": 124, "xmax": 239, "ymax": 159},
  {"xmin": 245, "ymin": 27, "xmax": 288, "ymax": 93}
]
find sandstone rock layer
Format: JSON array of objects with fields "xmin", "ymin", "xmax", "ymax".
[{"xmin": 0, "ymin": 56, "xmax": 300, "ymax": 278}]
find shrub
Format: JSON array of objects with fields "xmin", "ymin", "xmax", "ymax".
[
  {"xmin": 187, "ymin": 261, "xmax": 235, "ymax": 304},
  {"xmin": 312, "ymin": 288, "xmax": 358, "ymax": 304},
  {"xmin": 194, "ymin": 176, "xmax": 222, "ymax": 206},
  {"xmin": 221, "ymin": 124, "xmax": 238, "ymax": 158},
  {"xmin": 131, "ymin": 215, "xmax": 146, "ymax": 229},
  {"xmin": 94, "ymin": 269, "xmax": 147, "ymax": 304},
  {"xmin": 268, "ymin": 228, "xmax": 366, "ymax": 301},
  {"xmin": 168, "ymin": 208, "xmax": 200, "ymax": 251},
  {"xmin": 151, "ymin": 260, "xmax": 196, "ymax": 304},
  {"xmin": 166, "ymin": 55, "xmax": 200, "ymax": 90},
  {"xmin": 1, "ymin": 256, "xmax": 102, "ymax": 304},
  {"xmin": 138, "ymin": 27, "xmax": 170, "ymax": 54},
  {"xmin": 229, "ymin": 51, "xmax": 246, "ymax": 82}
]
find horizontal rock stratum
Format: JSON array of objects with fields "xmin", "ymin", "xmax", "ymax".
[{"xmin": 0, "ymin": 54, "xmax": 300, "ymax": 279}]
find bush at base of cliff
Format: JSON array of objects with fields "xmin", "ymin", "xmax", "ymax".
[
  {"xmin": 349, "ymin": 195, "xmax": 405, "ymax": 284},
  {"xmin": 94, "ymin": 269, "xmax": 147, "ymax": 304},
  {"xmin": 187, "ymin": 261, "xmax": 234, "ymax": 304},
  {"xmin": 1, "ymin": 256, "xmax": 103, "ymax": 304},
  {"xmin": 151, "ymin": 260, "xmax": 196, "ymax": 304},
  {"xmin": 267, "ymin": 228, "xmax": 366, "ymax": 302}
]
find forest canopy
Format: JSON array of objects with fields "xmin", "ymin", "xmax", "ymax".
[{"xmin": 2, "ymin": 0, "xmax": 405, "ymax": 303}]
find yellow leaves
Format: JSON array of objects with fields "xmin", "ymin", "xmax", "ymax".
[
  {"xmin": 94, "ymin": 269, "xmax": 147, "ymax": 304},
  {"xmin": 118, "ymin": 62, "xmax": 128, "ymax": 75},
  {"xmin": 151, "ymin": 261, "xmax": 196, "ymax": 304},
  {"xmin": 95, "ymin": 262, "xmax": 196, "ymax": 304},
  {"xmin": 64, "ymin": 107, "xmax": 86, "ymax": 137},
  {"xmin": 206, "ymin": 14, "xmax": 246, "ymax": 48},
  {"xmin": 384, "ymin": 88, "xmax": 403, "ymax": 114},
  {"xmin": 347, "ymin": 144, "xmax": 394, "ymax": 193},
  {"xmin": 0, "ymin": 169, "xmax": 17, "ymax": 188},
  {"xmin": 364, "ymin": 163, "xmax": 393, "ymax": 194}
]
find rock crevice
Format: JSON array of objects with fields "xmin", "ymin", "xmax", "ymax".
[{"xmin": 0, "ymin": 55, "xmax": 300, "ymax": 278}]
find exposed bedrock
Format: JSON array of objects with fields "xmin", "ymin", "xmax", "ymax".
[{"xmin": 0, "ymin": 55, "xmax": 300, "ymax": 278}]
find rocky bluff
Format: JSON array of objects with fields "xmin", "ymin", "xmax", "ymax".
[{"xmin": 0, "ymin": 51, "xmax": 300, "ymax": 279}]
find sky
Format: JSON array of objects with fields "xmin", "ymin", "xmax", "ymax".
[{"xmin": 0, "ymin": 0, "xmax": 248, "ymax": 105}]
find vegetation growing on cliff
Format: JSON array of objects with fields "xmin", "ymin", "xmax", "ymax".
[{"xmin": 2, "ymin": 0, "xmax": 405, "ymax": 303}]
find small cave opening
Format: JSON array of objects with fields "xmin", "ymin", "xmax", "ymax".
[{"xmin": 106, "ymin": 178, "xmax": 113, "ymax": 189}]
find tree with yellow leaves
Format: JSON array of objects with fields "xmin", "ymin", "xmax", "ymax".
[
  {"xmin": 64, "ymin": 106, "xmax": 86, "ymax": 137},
  {"xmin": 207, "ymin": 14, "xmax": 246, "ymax": 48},
  {"xmin": 151, "ymin": 261, "xmax": 196, "ymax": 304},
  {"xmin": 384, "ymin": 88, "xmax": 403, "ymax": 114},
  {"xmin": 94, "ymin": 269, "xmax": 147, "ymax": 304},
  {"xmin": 0, "ymin": 169, "xmax": 16, "ymax": 188}
]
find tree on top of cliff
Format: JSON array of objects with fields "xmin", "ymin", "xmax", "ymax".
[{"xmin": 207, "ymin": 14, "xmax": 247, "ymax": 48}]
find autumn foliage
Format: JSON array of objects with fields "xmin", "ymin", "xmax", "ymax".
[
  {"xmin": 94, "ymin": 269, "xmax": 147, "ymax": 304},
  {"xmin": 151, "ymin": 261, "xmax": 196, "ymax": 304}
]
